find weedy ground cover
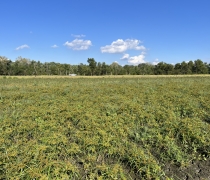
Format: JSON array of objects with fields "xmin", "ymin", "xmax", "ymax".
[{"xmin": 0, "ymin": 76, "xmax": 210, "ymax": 179}]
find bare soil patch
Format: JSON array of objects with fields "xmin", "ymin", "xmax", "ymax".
[{"xmin": 164, "ymin": 160, "xmax": 210, "ymax": 180}]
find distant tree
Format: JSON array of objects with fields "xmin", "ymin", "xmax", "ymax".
[
  {"xmin": 138, "ymin": 63, "xmax": 154, "ymax": 75},
  {"xmin": 101, "ymin": 62, "xmax": 107, "ymax": 75},
  {"xmin": 207, "ymin": 63, "xmax": 210, "ymax": 74},
  {"xmin": 95, "ymin": 62, "xmax": 102, "ymax": 75},
  {"xmin": 154, "ymin": 62, "xmax": 174, "ymax": 75},
  {"xmin": 110, "ymin": 62, "xmax": 122, "ymax": 75},
  {"xmin": 0, "ymin": 56, "xmax": 12, "ymax": 75},
  {"xmin": 180, "ymin": 61, "xmax": 190, "ymax": 74},
  {"xmin": 87, "ymin": 58, "xmax": 97, "ymax": 75},
  {"xmin": 193, "ymin": 59, "xmax": 208, "ymax": 74},
  {"xmin": 188, "ymin": 61, "xmax": 194, "ymax": 74},
  {"xmin": 174, "ymin": 63, "xmax": 181, "ymax": 74},
  {"xmin": 154, "ymin": 62, "xmax": 166, "ymax": 75},
  {"xmin": 78, "ymin": 63, "xmax": 90, "ymax": 75},
  {"xmin": 123, "ymin": 65, "xmax": 131, "ymax": 75},
  {"xmin": 1, "ymin": 55, "xmax": 209, "ymax": 76}
]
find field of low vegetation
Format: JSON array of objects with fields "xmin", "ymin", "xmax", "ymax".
[{"xmin": 0, "ymin": 76, "xmax": 210, "ymax": 179}]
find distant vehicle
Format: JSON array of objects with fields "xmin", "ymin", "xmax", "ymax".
[{"xmin": 69, "ymin": 74, "xmax": 77, "ymax": 76}]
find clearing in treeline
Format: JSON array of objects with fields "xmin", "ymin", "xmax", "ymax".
[{"xmin": 0, "ymin": 76, "xmax": 210, "ymax": 179}]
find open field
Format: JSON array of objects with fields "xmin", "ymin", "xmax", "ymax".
[
  {"xmin": 0, "ymin": 76, "xmax": 210, "ymax": 179},
  {"xmin": 1, "ymin": 74, "xmax": 210, "ymax": 79}
]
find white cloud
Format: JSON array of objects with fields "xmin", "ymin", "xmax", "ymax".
[
  {"xmin": 64, "ymin": 39, "xmax": 92, "ymax": 50},
  {"xmin": 120, "ymin": 53, "xmax": 130, "ymax": 60},
  {"xmin": 101, "ymin": 39, "xmax": 146, "ymax": 53},
  {"xmin": 128, "ymin": 52, "xmax": 146, "ymax": 65},
  {"xmin": 51, "ymin": 45, "xmax": 58, "ymax": 48},
  {"xmin": 16, "ymin": 44, "xmax": 30, "ymax": 50},
  {"xmin": 71, "ymin": 34, "xmax": 86, "ymax": 38},
  {"xmin": 151, "ymin": 58, "xmax": 159, "ymax": 65}
]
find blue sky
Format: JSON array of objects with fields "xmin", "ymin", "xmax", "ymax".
[{"xmin": 1, "ymin": 0, "xmax": 210, "ymax": 65}]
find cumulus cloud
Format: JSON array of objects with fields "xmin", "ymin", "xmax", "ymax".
[
  {"xmin": 151, "ymin": 58, "xmax": 159, "ymax": 65},
  {"xmin": 51, "ymin": 45, "xmax": 58, "ymax": 48},
  {"xmin": 16, "ymin": 44, "xmax": 30, "ymax": 50},
  {"xmin": 64, "ymin": 39, "xmax": 92, "ymax": 50},
  {"xmin": 120, "ymin": 52, "xmax": 146, "ymax": 65},
  {"xmin": 71, "ymin": 34, "xmax": 86, "ymax": 38},
  {"xmin": 120, "ymin": 53, "xmax": 130, "ymax": 60},
  {"xmin": 101, "ymin": 39, "xmax": 146, "ymax": 53},
  {"xmin": 128, "ymin": 52, "xmax": 146, "ymax": 65}
]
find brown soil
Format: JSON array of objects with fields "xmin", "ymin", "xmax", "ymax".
[{"xmin": 164, "ymin": 160, "xmax": 210, "ymax": 180}]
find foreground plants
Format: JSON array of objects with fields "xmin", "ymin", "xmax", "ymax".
[{"xmin": 0, "ymin": 76, "xmax": 210, "ymax": 179}]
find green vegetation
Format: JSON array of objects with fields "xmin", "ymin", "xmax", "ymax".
[
  {"xmin": 0, "ymin": 76, "xmax": 210, "ymax": 179},
  {"xmin": 0, "ymin": 55, "xmax": 210, "ymax": 76}
]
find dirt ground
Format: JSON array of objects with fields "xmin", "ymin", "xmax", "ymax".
[{"xmin": 164, "ymin": 160, "xmax": 210, "ymax": 180}]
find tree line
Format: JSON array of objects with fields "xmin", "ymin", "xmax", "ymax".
[{"xmin": 0, "ymin": 56, "xmax": 210, "ymax": 76}]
